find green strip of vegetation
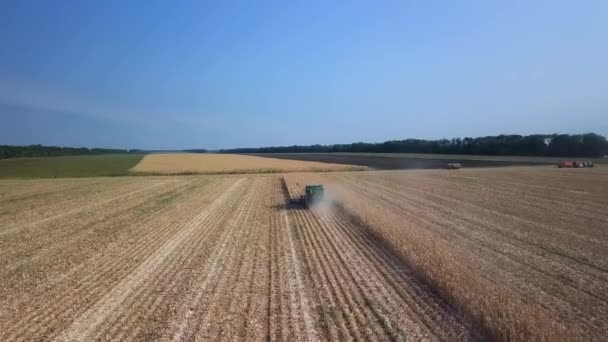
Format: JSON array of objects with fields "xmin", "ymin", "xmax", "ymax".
[{"xmin": 0, "ymin": 154, "xmax": 144, "ymax": 179}]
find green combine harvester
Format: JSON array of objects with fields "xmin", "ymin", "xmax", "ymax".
[{"xmin": 300, "ymin": 184, "xmax": 324, "ymax": 207}]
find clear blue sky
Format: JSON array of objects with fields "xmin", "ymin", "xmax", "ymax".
[{"xmin": 1, "ymin": 0, "xmax": 607, "ymax": 150}]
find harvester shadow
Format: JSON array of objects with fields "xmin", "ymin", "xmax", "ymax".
[
  {"xmin": 273, "ymin": 177, "xmax": 308, "ymax": 212},
  {"xmin": 270, "ymin": 193, "xmax": 327, "ymax": 212},
  {"xmin": 270, "ymin": 202, "xmax": 299, "ymax": 212}
]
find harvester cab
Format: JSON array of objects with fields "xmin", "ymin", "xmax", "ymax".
[{"xmin": 301, "ymin": 185, "xmax": 324, "ymax": 208}]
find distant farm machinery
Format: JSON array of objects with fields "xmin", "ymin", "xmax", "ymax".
[
  {"xmin": 558, "ymin": 161, "xmax": 595, "ymax": 168},
  {"xmin": 293, "ymin": 184, "xmax": 325, "ymax": 208}
]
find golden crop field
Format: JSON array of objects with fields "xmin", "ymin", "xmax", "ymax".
[
  {"xmin": 130, "ymin": 153, "xmax": 365, "ymax": 174},
  {"xmin": 1, "ymin": 166, "xmax": 606, "ymax": 341}
]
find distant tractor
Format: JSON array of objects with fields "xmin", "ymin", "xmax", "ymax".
[
  {"xmin": 300, "ymin": 185, "xmax": 324, "ymax": 207},
  {"xmin": 447, "ymin": 163, "xmax": 462, "ymax": 170}
]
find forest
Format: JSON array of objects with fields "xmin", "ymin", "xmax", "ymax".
[
  {"xmin": 0, "ymin": 145, "xmax": 144, "ymax": 159},
  {"xmin": 220, "ymin": 133, "xmax": 608, "ymax": 158}
]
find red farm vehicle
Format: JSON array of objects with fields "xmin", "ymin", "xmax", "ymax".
[{"xmin": 558, "ymin": 160, "xmax": 595, "ymax": 168}]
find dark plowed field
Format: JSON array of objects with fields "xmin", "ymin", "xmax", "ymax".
[{"xmin": 251, "ymin": 153, "xmax": 551, "ymax": 170}]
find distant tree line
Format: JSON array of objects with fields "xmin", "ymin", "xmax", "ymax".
[
  {"xmin": 0, "ymin": 145, "xmax": 145, "ymax": 159},
  {"xmin": 183, "ymin": 149, "xmax": 208, "ymax": 153},
  {"xmin": 220, "ymin": 133, "xmax": 608, "ymax": 158}
]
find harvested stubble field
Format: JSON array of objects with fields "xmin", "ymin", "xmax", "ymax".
[
  {"xmin": 0, "ymin": 166, "xmax": 606, "ymax": 341},
  {"xmin": 130, "ymin": 153, "xmax": 365, "ymax": 174}
]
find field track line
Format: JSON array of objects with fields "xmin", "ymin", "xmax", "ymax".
[
  {"xmin": 290, "ymin": 208, "xmax": 346, "ymax": 340},
  {"xmin": 169, "ymin": 178, "xmax": 257, "ymax": 340},
  {"xmin": 172, "ymin": 179, "xmax": 261, "ymax": 340},
  {"xmin": 235, "ymin": 187, "xmax": 270, "ymax": 340},
  {"xmin": 281, "ymin": 191, "xmax": 316, "ymax": 341},
  {"xmin": 306, "ymin": 208, "xmax": 400, "ymax": 340},
  {"xmin": 93, "ymin": 178, "xmax": 250, "ymax": 341},
  {"xmin": 271, "ymin": 200, "xmax": 304, "ymax": 341},
  {"xmin": 268, "ymin": 191, "xmax": 287, "ymax": 341},
  {"xmin": 52, "ymin": 178, "xmax": 245, "ymax": 342},
  {"xmin": 217, "ymin": 180, "xmax": 273, "ymax": 340},
  {"xmin": 295, "ymin": 207, "xmax": 370, "ymax": 340},
  {"xmin": 0, "ymin": 180, "xmax": 175, "ymax": 236}
]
